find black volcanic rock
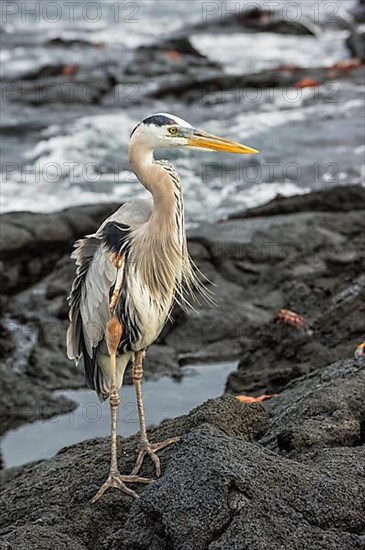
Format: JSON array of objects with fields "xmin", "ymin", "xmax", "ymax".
[
  {"xmin": 261, "ymin": 359, "xmax": 365, "ymax": 456},
  {"xmin": 148, "ymin": 65, "xmax": 365, "ymax": 101},
  {"xmin": 1, "ymin": 364, "xmax": 365, "ymax": 550},
  {"xmin": 124, "ymin": 37, "xmax": 220, "ymax": 80},
  {"xmin": 228, "ymin": 184, "xmax": 365, "ymax": 219},
  {"xmin": 183, "ymin": 6, "xmax": 317, "ymax": 36},
  {"xmin": 349, "ymin": 0, "xmax": 365, "ymax": 24},
  {"xmin": 346, "ymin": 30, "xmax": 365, "ymax": 61}
]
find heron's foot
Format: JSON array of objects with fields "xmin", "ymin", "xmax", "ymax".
[
  {"xmin": 132, "ymin": 437, "xmax": 180, "ymax": 477},
  {"xmin": 90, "ymin": 471, "xmax": 152, "ymax": 504}
]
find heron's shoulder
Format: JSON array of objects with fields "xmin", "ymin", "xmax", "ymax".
[{"xmin": 99, "ymin": 198, "xmax": 152, "ymax": 231}]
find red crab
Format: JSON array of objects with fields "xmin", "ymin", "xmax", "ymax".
[
  {"xmin": 273, "ymin": 309, "xmax": 309, "ymax": 334},
  {"xmin": 236, "ymin": 394, "xmax": 277, "ymax": 404}
]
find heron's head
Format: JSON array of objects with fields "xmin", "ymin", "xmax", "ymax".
[{"xmin": 130, "ymin": 113, "xmax": 259, "ymax": 155}]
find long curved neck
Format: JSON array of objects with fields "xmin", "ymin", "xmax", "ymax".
[
  {"xmin": 128, "ymin": 140, "xmax": 177, "ymax": 223},
  {"xmin": 128, "ymin": 140, "xmax": 187, "ymax": 302}
]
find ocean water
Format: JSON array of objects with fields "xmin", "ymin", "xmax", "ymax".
[
  {"xmin": 1, "ymin": 0, "xmax": 363, "ymax": 222},
  {"xmin": 2, "ymin": 361, "xmax": 237, "ymax": 467}
]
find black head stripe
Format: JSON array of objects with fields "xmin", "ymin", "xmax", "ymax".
[
  {"xmin": 130, "ymin": 122, "xmax": 141, "ymax": 138},
  {"xmin": 142, "ymin": 115, "xmax": 176, "ymax": 127},
  {"xmin": 131, "ymin": 114, "xmax": 178, "ymax": 137}
]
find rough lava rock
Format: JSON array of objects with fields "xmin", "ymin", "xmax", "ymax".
[
  {"xmin": 1, "ymin": 361, "xmax": 365, "ymax": 550},
  {"xmin": 0, "ymin": 397, "xmax": 268, "ymax": 549},
  {"xmin": 228, "ymin": 185, "xmax": 365, "ymax": 219},
  {"xmin": 149, "ymin": 64, "xmax": 365, "ymax": 101},
  {"xmin": 261, "ymin": 359, "xmax": 365, "ymax": 456}
]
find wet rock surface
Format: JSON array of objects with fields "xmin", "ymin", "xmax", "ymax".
[
  {"xmin": 262, "ymin": 359, "xmax": 365, "ymax": 456},
  {"xmin": 228, "ymin": 184, "xmax": 365, "ymax": 218},
  {"xmin": 183, "ymin": 5, "xmax": 318, "ymax": 36},
  {"xmin": 149, "ymin": 63, "xmax": 365, "ymax": 101},
  {"xmin": 2, "ymin": 5, "xmax": 364, "ymax": 106}
]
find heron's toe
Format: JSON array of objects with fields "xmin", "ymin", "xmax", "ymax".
[
  {"xmin": 132, "ymin": 437, "xmax": 180, "ymax": 477},
  {"xmin": 90, "ymin": 471, "xmax": 152, "ymax": 504}
]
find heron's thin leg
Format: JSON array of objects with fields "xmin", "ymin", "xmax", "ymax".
[
  {"xmin": 90, "ymin": 319, "xmax": 153, "ymax": 504},
  {"xmin": 131, "ymin": 351, "xmax": 179, "ymax": 477},
  {"xmin": 109, "ymin": 351, "xmax": 120, "ymax": 475},
  {"xmin": 133, "ymin": 351, "xmax": 148, "ymax": 445}
]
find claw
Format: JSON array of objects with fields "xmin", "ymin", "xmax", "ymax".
[
  {"xmin": 132, "ymin": 437, "xmax": 180, "ymax": 477},
  {"xmin": 90, "ymin": 472, "xmax": 153, "ymax": 504}
]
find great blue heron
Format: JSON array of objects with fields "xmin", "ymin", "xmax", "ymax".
[{"xmin": 67, "ymin": 113, "xmax": 259, "ymax": 503}]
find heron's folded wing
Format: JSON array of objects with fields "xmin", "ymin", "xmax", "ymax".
[
  {"xmin": 67, "ymin": 235, "xmax": 113, "ymax": 350},
  {"xmin": 66, "ymin": 234, "xmax": 121, "ymax": 388},
  {"xmin": 66, "ymin": 200, "xmax": 151, "ymax": 389}
]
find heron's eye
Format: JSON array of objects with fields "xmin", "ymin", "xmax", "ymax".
[{"xmin": 168, "ymin": 127, "xmax": 177, "ymax": 135}]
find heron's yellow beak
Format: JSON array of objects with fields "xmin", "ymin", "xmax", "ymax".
[{"xmin": 187, "ymin": 130, "xmax": 259, "ymax": 155}]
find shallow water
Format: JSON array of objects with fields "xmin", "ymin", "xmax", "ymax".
[{"xmin": 2, "ymin": 361, "xmax": 237, "ymax": 468}]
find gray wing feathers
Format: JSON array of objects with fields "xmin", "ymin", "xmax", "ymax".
[
  {"xmin": 80, "ymin": 243, "xmax": 116, "ymax": 356},
  {"xmin": 67, "ymin": 198, "xmax": 151, "ymax": 395},
  {"xmin": 67, "ymin": 237, "xmax": 117, "ymax": 358},
  {"xmin": 67, "ymin": 235, "xmax": 102, "ymax": 362},
  {"xmin": 67, "ymin": 236, "xmax": 119, "ymax": 396},
  {"xmin": 101, "ymin": 198, "xmax": 152, "ymax": 228}
]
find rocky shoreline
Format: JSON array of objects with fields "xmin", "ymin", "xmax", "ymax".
[
  {"xmin": 1, "ymin": 184, "xmax": 364, "ymax": 431},
  {"xmin": 1, "ymin": 0, "xmax": 365, "ymax": 545},
  {"xmin": 1, "ymin": 184, "xmax": 364, "ymax": 548},
  {"xmin": 2, "ymin": 3, "xmax": 364, "ymax": 106}
]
